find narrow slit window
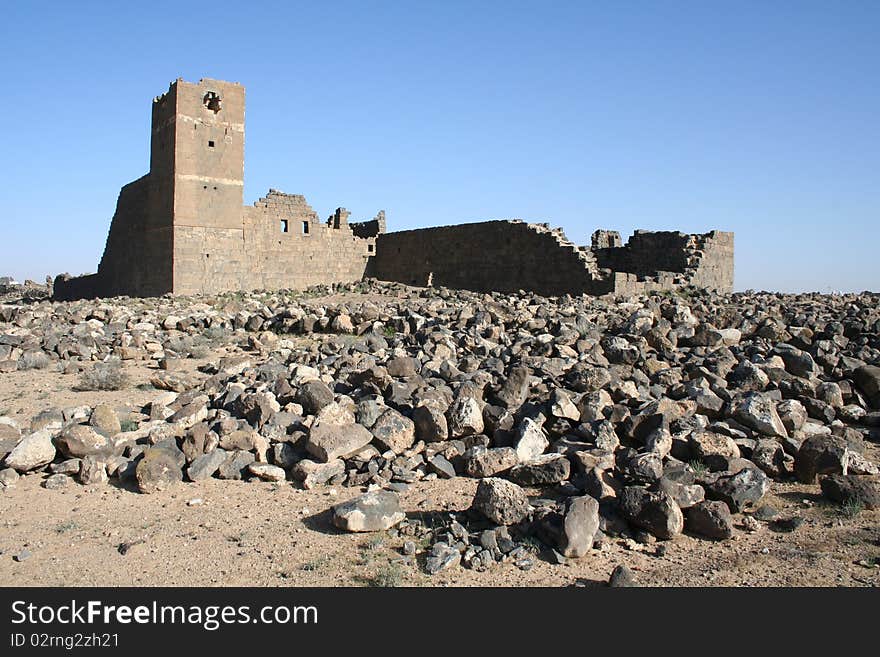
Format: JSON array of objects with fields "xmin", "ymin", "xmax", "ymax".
[
  {"xmin": 280, "ymin": 220, "xmax": 289, "ymax": 233},
  {"xmin": 302, "ymin": 221, "xmax": 310, "ymax": 235},
  {"xmin": 368, "ymin": 244, "xmax": 374, "ymax": 253},
  {"xmin": 208, "ymin": 140, "xmax": 215, "ymax": 148}
]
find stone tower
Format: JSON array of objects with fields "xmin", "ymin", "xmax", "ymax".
[{"xmin": 152, "ymin": 78, "xmax": 247, "ymax": 293}]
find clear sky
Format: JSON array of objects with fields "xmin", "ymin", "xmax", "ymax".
[{"xmin": 2, "ymin": 1, "xmax": 877, "ymax": 292}]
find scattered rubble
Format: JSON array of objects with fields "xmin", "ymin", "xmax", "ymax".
[{"xmin": 1, "ymin": 280, "xmax": 879, "ymax": 580}]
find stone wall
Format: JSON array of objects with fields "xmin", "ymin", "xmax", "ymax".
[
  {"xmin": 367, "ymin": 220, "xmax": 612, "ymax": 296},
  {"xmin": 53, "ymin": 76, "xmax": 733, "ymax": 301},
  {"xmin": 593, "ymin": 230, "xmax": 734, "ymax": 293},
  {"xmin": 238, "ymin": 191, "xmax": 376, "ymax": 293},
  {"xmin": 170, "ymin": 191, "xmax": 378, "ymax": 296},
  {"xmin": 54, "ymin": 175, "xmax": 173, "ymax": 300},
  {"xmin": 368, "ymin": 221, "xmax": 734, "ymax": 297},
  {"xmin": 54, "ymin": 78, "xmax": 379, "ymax": 300}
]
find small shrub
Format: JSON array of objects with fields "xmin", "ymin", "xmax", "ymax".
[
  {"xmin": 55, "ymin": 520, "xmax": 78, "ymax": 534},
  {"xmin": 300, "ymin": 556, "xmax": 330, "ymax": 572},
  {"xmin": 120, "ymin": 419, "xmax": 139, "ymax": 432},
  {"xmin": 689, "ymin": 460, "xmax": 709, "ymax": 477},
  {"xmin": 840, "ymin": 496, "xmax": 865, "ymax": 519},
  {"xmin": 76, "ymin": 362, "xmax": 129, "ymax": 391},
  {"xmin": 367, "ymin": 561, "xmax": 404, "ymax": 587}
]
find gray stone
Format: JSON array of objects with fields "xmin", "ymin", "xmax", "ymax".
[
  {"xmin": 462, "ymin": 446, "xmax": 518, "ymax": 478},
  {"xmin": 43, "ymin": 473, "xmax": 70, "ymax": 489},
  {"xmin": 689, "ymin": 431, "xmax": 740, "ymax": 470},
  {"xmin": 4, "ymin": 429, "xmax": 56, "ymax": 472},
  {"xmin": 386, "ymin": 356, "xmax": 419, "ymax": 378},
  {"xmin": 427, "ymin": 454, "xmax": 456, "ymax": 479},
  {"xmin": 135, "ymin": 446, "xmax": 183, "ymax": 494},
  {"xmin": 495, "ymin": 365, "xmax": 530, "ymax": 409},
  {"xmin": 777, "ymin": 399, "xmax": 808, "ymax": 433},
  {"xmin": 819, "ymin": 474, "xmax": 880, "ymax": 511},
  {"xmin": 707, "ymin": 467, "xmax": 770, "ymax": 512},
  {"xmin": 218, "ymin": 450, "xmax": 255, "ymax": 480},
  {"xmin": 89, "ymin": 404, "xmax": 121, "ymax": 436},
  {"xmin": 247, "ymin": 463, "xmax": 286, "ymax": 482},
  {"xmin": 186, "ymin": 448, "xmax": 228, "ymax": 481},
  {"xmin": 56, "ymin": 424, "xmax": 114, "ymax": 459},
  {"xmin": 426, "ymin": 544, "xmax": 461, "ymax": 574},
  {"xmin": 513, "ymin": 417, "xmax": 549, "ymax": 463},
  {"xmin": 608, "ymin": 564, "xmax": 636, "ymax": 587},
  {"xmin": 509, "ymin": 453, "xmax": 571, "ymax": 486},
  {"xmin": 0, "ymin": 423, "xmax": 21, "ymax": 460},
  {"xmin": 658, "ymin": 477, "xmax": 705, "ymax": 509},
  {"xmin": 471, "ymin": 477, "xmax": 531, "ymax": 525},
  {"xmin": 370, "ymin": 409, "xmax": 416, "ymax": 454},
  {"xmin": 292, "ymin": 458, "xmax": 345, "ymax": 489},
  {"xmin": 0, "ymin": 467, "xmax": 19, "ymax": 486},
  {"xmin": 412, "ymin": 403, "xmax": 448, "ymax": 443},
  {"xmin": 306, "ymin": 423, "xmax": 373, "ymax": 462},
  {"xmin": 560, "ymin": 495, "xmax": 600, "ymax": 557},
  {"xmin": 447, "ymin": 397, "xmax": 484, "ymax": 438},
  {"xmin": 618, "ymin": 487, "xmax": 684, "ymax": 539},
  {"xmin": 732, "ymin": 393, "xmax": 788, "ymax": 438},
  {"xmin": 271, "ymin": 443, "xmax": 299, "ymax": 469},
  {"xmin": 853, "ymin": 366, "xmax": 880, "ymax": 408},
  {"xmin": 78, "ymin": 456, "xmax": 108, "ymax": 485},
  {"xmin": 686, "ymin": 500, "xmax": 733, "ymax": 539},
  {"xmin": 295, "ymin": 380, "xmax": 335, "ymax": 415},
  {"xmin": 331, "ymin": 491, "xmax": 405, "ymax": 532},
  {"xmin": 794, "ymin": 434, "xmax": 850, "ymax": 484}
]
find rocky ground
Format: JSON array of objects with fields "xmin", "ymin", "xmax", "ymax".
[{"xmin": 0, "ymin": 280, "xmax": 878, "ymax": 587}]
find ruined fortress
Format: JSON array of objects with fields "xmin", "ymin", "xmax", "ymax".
[{"xmin": 54, "ymin": 77, "xmax": 733, "ymax": 300}]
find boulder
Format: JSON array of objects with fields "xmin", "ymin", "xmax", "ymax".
[
  {"xmin": 686, "ymin": 501, "xmax": 733, "ymax": 539},
  {"xmin": 332, "ymin": 491, "xmax": 406, "ymax": 532},
  {"xmin": 462, "ymin": 446, "xmax": 518, "ymax": 478},
  {"xmin": 56, "ymin": 424, "xmax": 114, "ymax": 459},
  {"xmin": 707, "ymin": 467, "xmax": 769, "ymax": 512},
  {"xmin": 471, "ymin": 478, "xmax": 531, "ymax": 525},
  {"xmin": 794, "ymin": 435, "xmax": 850, "ymax": 484},
  {"xmin": 732, "ymin": 393, "xmax": 788, "ymax": 438},
  {"xmin": 186, "ymin": 448, "xmax": 228, "ymax": 481},
  {"xmin": 559, "ymin": 495, "xmax": 600, "ymax": 557},
  {"xmin": 4, "ymin": 429, "xmax": 56, "ymax": 472},
  {"xmin": 513, "ymin": 417, "xmax": 549, "ymax": 463},
  {"xmin": 819, "ymin": 474, "xmax": 880, "ymax": 511},
  {"xmin": 618, "ymin": 487, "xmax": 683, "ymax": 539},
  {"xmin": 509, "ymin": 453, "xmax": 571, "ymax": 486},
  {"xmin": 370, "ymin": 409, "xmax": 416, "ymax": 454},
  {"xmin": 306, "ymin": 423, "xmax": 373, "ymax": 462},
  {"xmin": 135, "ymin": 446, "xmax": 183, "ymax": 493}
]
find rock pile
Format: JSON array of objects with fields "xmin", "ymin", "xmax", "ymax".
[{"xmin": 1, "ymin": 280, "xmax": 879, "ymax": 577}]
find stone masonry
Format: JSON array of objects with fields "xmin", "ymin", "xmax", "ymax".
[
  {"xmin": 54, "ymin": 77, "xmax": 733, "ymax": 300},
  {"xmin": 367, "ymin": 222, "xmax": 733, "ymax": 296},
  {"xmin": 54, "ymin": 78, "xmax": 383, "ymax": 300}
]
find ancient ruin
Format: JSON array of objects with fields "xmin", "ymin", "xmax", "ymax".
[{"xmin": 54, "ymin": 78, "xmax": 734, "ymax": 300}]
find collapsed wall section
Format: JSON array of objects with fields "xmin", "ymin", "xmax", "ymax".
[
  {"xmin": 593, "ymin": 230, "xmax": 734, "ymax": 294},
  {"xmin": 368, "ymin": 222, "xmax": 734, "ymax": 297},
  {"xmin": 367, "ymin": 220, "xmax": 610, "ymax": 296},
  {"xmin": 237, "ymin": 191, "xmax": 378, "ymax": 293}
]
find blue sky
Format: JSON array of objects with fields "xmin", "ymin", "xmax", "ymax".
[{"xmin": 2, "ymin": 1, "xmax": 877, "ymax": 292}]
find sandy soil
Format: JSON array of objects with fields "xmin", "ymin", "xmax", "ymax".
[{"xmin": 1, "ymin": 466, "xmax": 877, "ymax": 587}]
